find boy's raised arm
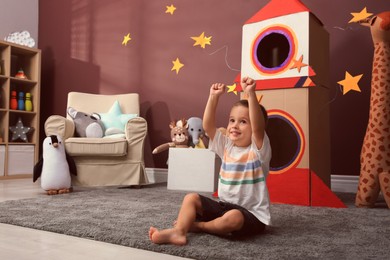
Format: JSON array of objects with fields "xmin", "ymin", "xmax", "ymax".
[
  {"xmin": 203, "ymin": 83, "xmax": 226, "ymax": 141},
  {"xmin": 241, "ymin": 77, "xmax": 265, "ymax": 149}
]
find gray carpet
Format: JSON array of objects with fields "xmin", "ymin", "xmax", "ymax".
[{"xmin": 0, "ymin": 183, "xmax": 389, "ymax": 260}]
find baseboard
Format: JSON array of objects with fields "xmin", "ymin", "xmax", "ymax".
[
  {"xmin": 146, "ymin": 168, "xmax": 168, "ymax": 184},
  {"xmin": 330, "ymin": 175, "xmax": 359, "ymax": 193},
  {"xmin": 146, "ymin": 168, "xmax": 359, "ymax": 193}
]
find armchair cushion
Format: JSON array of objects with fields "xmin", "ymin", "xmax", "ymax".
[{"xmin": 65, "ymin": 137, "xmax": 127, "ymax": 156}]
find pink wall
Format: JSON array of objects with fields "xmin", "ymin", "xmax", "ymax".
[{"xmin": 38, "ymin": 0, "xmax": 389, "ymax": 174}]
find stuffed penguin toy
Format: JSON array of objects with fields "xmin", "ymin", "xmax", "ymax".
[{"xmin": 33, "ymin": 135, "xmax": 77, "ymax": 195}]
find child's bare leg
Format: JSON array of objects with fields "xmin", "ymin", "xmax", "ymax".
[
  {"xmin": 192, "ymin": 209, "xmax": 244, "ymax": 236},
  {"xmin": 149, "ymin": 193, "xmax": 202, "ymax": 245}
]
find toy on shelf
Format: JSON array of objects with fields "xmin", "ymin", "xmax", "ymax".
[
  {"xmin": 4, "ymin": 30, "xmax": 36, "ymax": 48},
  {"xmin": 25, "ymin": 92, "xmax": 32, "ymax": 111},
  {"xmin": 15, "ymin": 68, "xmax": 28, "ymax": 79},
  {"xmin": 10, "ymin": 91, "xmax": 17, "ymax": 110},
  {"xmin": 152, "ymin": 119, "xmax": 190, "ymax": 154},
  {"xmin": 9, "ymin": 117, "xmax": 33, "ymax": 142},
  {"xmin": 18, "ymin": 92, "xmax": 25, "ymax": 110},
  {"xmin": 33, "ymin": 135, "xmax": 77, "ymax": 195}
]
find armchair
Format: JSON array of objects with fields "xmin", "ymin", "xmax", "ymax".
[{"xmin": 44, "ymin": 92, "xmax": 149, "ymax": 187}]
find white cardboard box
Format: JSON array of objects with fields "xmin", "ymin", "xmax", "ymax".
[
  {"xmin": 0, "ymin": 145, "xmax": 5, "ymax": 176},
  {"xmin": 168, "ymin": 148, "xmax": 221, "ymax": 192},
  {"xmin": 8, "ymin": 145, "xmax": 35, "ymax": 175}
]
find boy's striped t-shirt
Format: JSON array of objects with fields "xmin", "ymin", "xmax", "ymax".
[{"xmin": 209, "ymin": 130, "xmax": 272, "ymax": 225}]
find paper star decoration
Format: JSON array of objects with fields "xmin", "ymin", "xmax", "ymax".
[
  {"xmin": 9, "ymin": 117, "xmax": 33, "ymax": 142},
  {"xmin": 227, "ymin": 84, "xmax": 238, "ymax": 95},
  {"xmin": 349, "ymin": 7, "xmax": 373, "ymax": 23},
  {"xmin": 166, "ymin": 4, "xmax": 176, "ymax": 15},
  {"xmin": 122, "ymin": 33, "xmax": 131, "ymax": 46},
  {"xmin": 337, "ymin": 71, "xmax": 363, "ymax": 95},
  {"xmin": 290, "ymin": 55, "xmax": 308, "ymax": 73},
  {"xmin": 191, "ymin": 32, "xmax": 212, "ymax": 49},
  {"xmin": 171, "ymin": 58, "xmax": 184, "ymax": 74}
]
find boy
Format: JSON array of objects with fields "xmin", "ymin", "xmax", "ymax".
[{"xmin": 149, "ymin": 77, "xmax": 271, "ymax": 245}]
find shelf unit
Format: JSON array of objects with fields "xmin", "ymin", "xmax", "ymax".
[{"xmin": 0, "ymin": 40, "xmax": 41, "ymax": 179}]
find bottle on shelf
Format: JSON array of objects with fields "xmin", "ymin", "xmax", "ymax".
[
  {"xmin": 18, "ymin": 92, "xmax": 25, "ymax": 110},
  {"xmin": 10, "ymin": 90, "xmax": 18, "ymax": 110},
  {"xmin": 25, "ymin": 92, "xmax": 33, "ymax": 111}
]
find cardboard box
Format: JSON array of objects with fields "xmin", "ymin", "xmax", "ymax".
[
  {"xmin": 8, "ymin": 145, "xmax": 35, "ymax": 175},
  {"xmin": 168, "ymin": 148, "xmax": 221, "ymax": 192},
  {"xmin": 0, "ymin": 145, "xmax": 5, "ymax": 176}
]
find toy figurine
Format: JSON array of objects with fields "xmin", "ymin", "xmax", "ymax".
[
  {"xmin": 25, "ymin": 92, "xmax": 32, "ymax": 111},
  {"xmin": 18, "ymin": 92, "xmax": 24, "ymax": 110},
  {"xmin": 10, "ymin": 91, "xmax": 17, "ymax": 110},
  {"xmin": 15, "ymin": 68, "xmax": 27, "ymax": 79}
]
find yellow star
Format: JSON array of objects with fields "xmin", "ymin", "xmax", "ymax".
[
  {"xmin": 191, "ymin": 32, "xmax": 212, "ymax": 49},
  {"xmin": 337, "ymin": 71, "xmax": 363, "ymax": 95},
  {"xmin": 349, "ymin": 7, "xmax": 373, "ymax": 23},
  {"xmin": 227, "ymin": 84, "xmax": 237, "ymax": 95},
  {"xmin": 166, "ymin": 4, "xmax": 176, "ymax": 15},
  {"xmin": 122, "ymin": 33, "xmax": 131, "ymax": 46},
  {"xmin": 171, "ymin": 58, "xmax": 184, "ymax": 74},
  {"xmin": 290, "ymin": 55, "xmax": 308, "ymax": 73}
]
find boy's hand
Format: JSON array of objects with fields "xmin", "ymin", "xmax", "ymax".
[
  {"xmin": 241, "ymin": 77, "xmax": 256, "ymax": 94},
  {"xmin": 210, "ymin": 83, "xmax": 226, "ymax": 97}
]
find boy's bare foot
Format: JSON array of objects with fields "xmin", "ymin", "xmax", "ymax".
[{"xmin": 149, "ymin": 227, "xmax": 187, "ymax": 245}]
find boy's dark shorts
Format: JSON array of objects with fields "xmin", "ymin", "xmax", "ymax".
[{"xmin": 197, "ymin": 194, "xmax": 265, "ymax": 238}]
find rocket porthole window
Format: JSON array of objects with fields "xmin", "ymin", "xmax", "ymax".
[
  {"xmin": 251, "ymin": 25, "xmax": 296, "ymax": 75},
  {"xmin": 266, "ymin": 110, "xmax": 305, "ymax": 174}
]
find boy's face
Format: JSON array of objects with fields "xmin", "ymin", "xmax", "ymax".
[{"xmin": 227, "ymin": 105, "xmax": 252, "ymax": 147}]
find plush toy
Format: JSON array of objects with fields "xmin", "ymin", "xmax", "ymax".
[
  {"xmin": 67, "ymin": 107, "xmax": 105, "ymax": 138},
  {"xmin": 152, "ymin": 119, "xmax": 189, "ymax": 154},
  {"xmin": 33, "ymin": 135, "xmax": 77, "ymax": 195},
  {"xmin": 356, "ymin": 11, "xmax": 390, "ymax": 208},
  {"xmin": 187, "ymin": 117, "xmax": 208, "ymax": 148}
]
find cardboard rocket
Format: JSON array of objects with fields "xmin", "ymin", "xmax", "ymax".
[{"xmin": 237, "ymin": 0, "xmax": 345, "ymax": 207}]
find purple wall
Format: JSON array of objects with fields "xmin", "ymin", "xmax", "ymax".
[{"xmin": 38, "ymin": 0, "xmax": 389, "ymax": 175}]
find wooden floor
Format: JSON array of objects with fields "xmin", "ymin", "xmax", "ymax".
[{"xmin": 0, "ymin": 178, "xmax": 189, "ymax": 260}]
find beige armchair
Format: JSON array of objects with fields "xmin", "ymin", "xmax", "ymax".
[{"xmin": 44, "ymin": 92, "xmax": 149, "ymax": 187}]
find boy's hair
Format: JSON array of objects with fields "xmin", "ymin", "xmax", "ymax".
[{"xmin": 233, "ymin": 99, "xmax": 268, "ymax": 126}]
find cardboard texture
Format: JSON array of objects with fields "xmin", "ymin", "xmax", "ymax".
[
  {"xmin": 245, "ymin": 0, "xmax": 310, "ymax": 24},
  {"xmin": 167, "ymin": 148, "xmax": 221, "ymax": 192},
  {"xmin": 238, "ymin": 0, "xmax": 343, "ymax": 207}
]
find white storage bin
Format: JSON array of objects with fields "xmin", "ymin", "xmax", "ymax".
[
  {"xmin": 168, "ymin": 148, "xmax": 221, "ymax": 192},
  {"xmin": 8, "ymin": 145, "xmax": 35, "ymax": 175},
  {"xmin": 0, "ymin": 145, "xmax": 5, "ymax": 176}
]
